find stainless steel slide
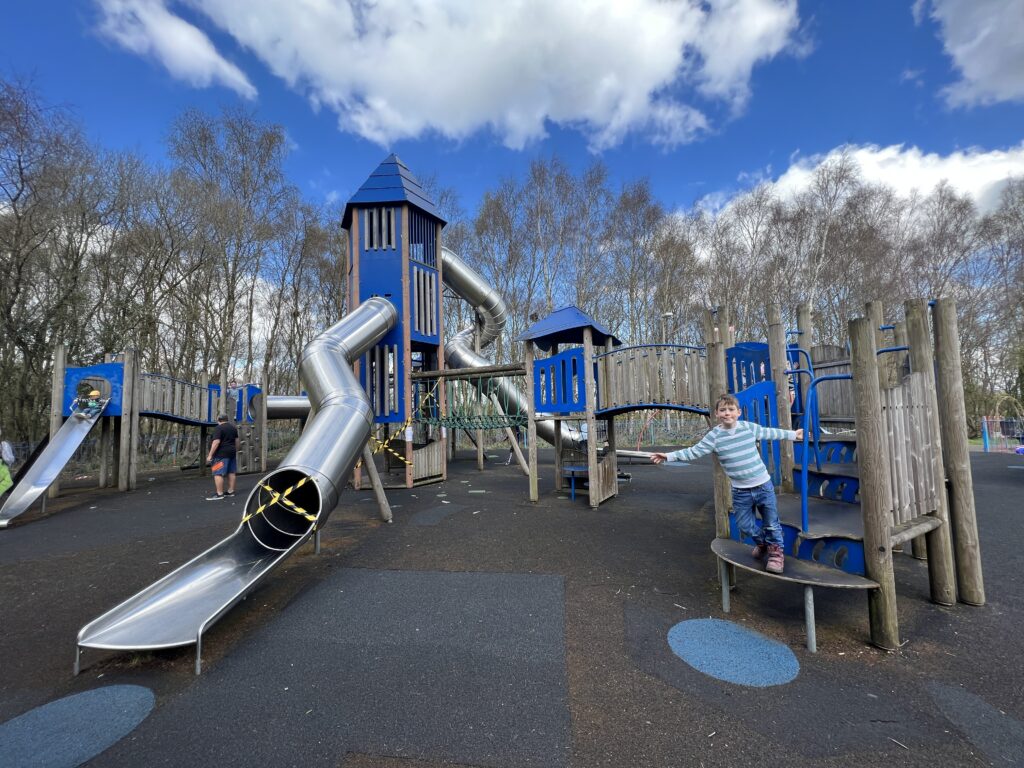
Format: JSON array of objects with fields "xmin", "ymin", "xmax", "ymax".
[
  {"xmin": 0, "ymin": 402, "xmax": 109, "ymax": 528},
  {"xmin": 440, "ymin": 246, "xmax": 578, "ymax": 446},
  {"xmin": 76, "ymin": 298, "xmax": 397, "ymax": 674},
  {"xmin": 266, "ymin": 247, "xmax": 575, "ymax": 445}
]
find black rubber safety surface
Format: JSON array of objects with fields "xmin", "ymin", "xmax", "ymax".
[
  {"xmin": 93, "ymin": 569, "xmax": 570, "ymax": 768},
  {"xmin": 1, "ymin": 449, "xmax": 1022, "ymax": 768}
]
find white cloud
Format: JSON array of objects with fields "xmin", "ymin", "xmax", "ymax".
[
  {"xmin": 693, "ymin": 0, "xmax": 807, "ymax": 109},
  {"xmin": 916, "ymin": 0, "xmax": 1024, "ymax": 107},
  {"xmin": 93, "ymin": 0, "xmax": 803, "ymax": 150},
  {"xmin": 95, "ymin": 0, "xmax": 256, "ymax": 98},
  {"xmin": 771, "ymin": 143, "xmax": 1024, "ymax": 213}
]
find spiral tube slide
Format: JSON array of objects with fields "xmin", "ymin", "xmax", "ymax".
[
  {"xmin": 76, "ymin": 298, "xmax": 396, "ymax": 673},
  {"xmin": 439, "ymin": 247, "xmax": 578, "ymax": 447},
  {"xmin": 263, "ymin": 248, "xmax": 577, "ymax": 445}
]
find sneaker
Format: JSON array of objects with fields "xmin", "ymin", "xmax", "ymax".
[
  {"xmin": 765, "ymin": 545, "xmax": 785, "ymax": 574},
  {"xmin": 751, "ymin": 541, "xmax": 768, "ymax": 559},
  {"xmin": 225, "ymin": 490, "xmax": 235, "ymax": 497},
  {"xmin": 206, "ymin": 494, "xmax": 225, "ymax": 501}
]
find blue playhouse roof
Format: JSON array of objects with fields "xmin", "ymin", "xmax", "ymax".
[
  {"xmin": 342, "ymin": 154, "xmax": 446, "ymax": 228},
  {"xmin": 516, "ymin": 305, "xmax": 622, "ymax": 351}
]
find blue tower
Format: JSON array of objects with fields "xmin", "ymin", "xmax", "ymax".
[{"xmin": 342, "ymin": 155, "xmax": 447, "ymax": 486}]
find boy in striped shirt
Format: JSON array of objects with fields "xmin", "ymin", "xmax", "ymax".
[{"xmin": 652, "ymin": 394, "xmax": 803, "ymax": 574}]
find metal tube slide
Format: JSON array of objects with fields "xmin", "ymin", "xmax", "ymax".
[
  {"xmin": 259, "ymin": 248, "xmax": 576, "ymax": 447},
  {"xmin": 247, "ymin": 296, "xmax": 396, "ymax": 548},
  {"xmin": 76, "ymin": 298, "xmax": 396, "ymax": 666},
  {"xmin": 440, "ymin": 246, "xmax": 579, "ymax": 447},
  {"xmin": 265, "ymin": 395, "xmax": 315, "ymax": 420},
  {"xmin": 0, "ymin": 401, "xmax": 109, "ymax": 528}
]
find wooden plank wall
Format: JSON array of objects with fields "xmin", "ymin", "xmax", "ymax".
[
  {"xmin": 412, "ymin": 439, "xmax": 445, "ymax": 482},
  {"xmin": 593, "ymin": 453, "xmax": 617, "ymax": 504},
  {"xmin": 138, "ymin": 375, "xmax": 213, "ymax": 422},
  {"xmin": 880, "ymin": 372, "xmax": 938, "ymax": 525},
  {"xmin": 810, "ymin": 354, "xmax": 855, "ymax": 422},
  {"xmin": 597, "ymin": 346, "xmax": 709, "ymax": 412}
]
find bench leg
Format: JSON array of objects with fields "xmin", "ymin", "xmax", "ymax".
[
  {"xmin": 569, "ymin": 475, "xmax": 575, "ymax": 501},
  {"xmin": 719, "ymin": 558, "xmax": 731, "ymax": 613},
  {"xmin": 804, "ymin": 585, "xmax": 817, "ymax": 653}
]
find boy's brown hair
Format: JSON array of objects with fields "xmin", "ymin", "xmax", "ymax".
[{"xmin": 714, "ymin": 393, "xmax": 739, "ymax": 411}]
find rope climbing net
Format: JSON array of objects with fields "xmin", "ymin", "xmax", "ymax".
[{"xmin": 412, "ymin": 368, "xmax": 528, "ymax": 431}]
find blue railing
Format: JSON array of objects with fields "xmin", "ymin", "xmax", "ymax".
[
  {"xmin": 733, "ymin": 379, "xmax": 782, "ymax": 485},
  {"xmin": 533, "ymin": 348, "xmax": 587, "ymax": 414},
  {"xmin": 799, "ymin": 373, "xmax": 853, "ymax": 532}
]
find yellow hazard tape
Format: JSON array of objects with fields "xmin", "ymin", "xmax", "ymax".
[
  {"xmin": 369, "ymin": 433, "xmax": 411, "ymax": 465},
  {"xmin": 242, "ymin": 477, "xmax": 315, "ymax": 523}
]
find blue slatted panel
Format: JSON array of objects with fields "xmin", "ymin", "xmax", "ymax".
[
  {"xmin": 534, "ymin": 349, "xmax": 586, "ymax": 414},
  {"xmin": 733, "ymin": 379, "xmax": 781, "ymax": 485}
]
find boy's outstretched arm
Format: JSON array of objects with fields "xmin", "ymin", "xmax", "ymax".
[
  {"xmin": 651, "ymin": 431, "xmax": 717, "ymax": 465},
  {"xmin": 748, "ymin": 423, "xmax": 802, "ymax": 442}
]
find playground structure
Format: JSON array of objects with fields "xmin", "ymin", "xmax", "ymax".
[
  {"xmin": 74, "ymin": 155, "xmax": 548, "ymax": 673},
  {"xmin": 58, "ymin": 154, "xmax": 985, "ymax": 675},
  {"xmin": 0, "ymin": 349, "xmax": 266, "ymax": 528},
  {"xmin": 509, "ymin": 295, "xmax": 985, "ymax": 652}
]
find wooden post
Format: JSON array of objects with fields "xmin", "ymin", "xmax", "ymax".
[
  {"xmin": 583, "ymin": 328, "xmax": 600, "ymax": 508},
  {"xmin": 905, "ymin": 300, "xmax": 957, "ymax": 604},
  {"xmin": 932, "ymin": 298, "xmax": 985, "ymax": 606},
  {"xmin": 474, "ymin": 328, "xmax": 484, "ymax": 471},
  {"xmin": 894, "ymin": 320, "xmax": 925, "ymax": 560},
  {"xmin": 48, "ymin": 343, "xmax": 66, "ymax": 499},
  {"xmin": 99, "ymin": 353, "xmax": 113, "ymax": 488},
  {"xmin": 259, "ymin": 376, "xmax": 269, "ymax": 474},
  {"xmin": 553, "ymin": 416, "xmax": 563, "ymax": 491},
  {"xmin": 708, "ymin": 332, "xmax": 735, "ymax": 588},
  {"xmin": 849, "ymin": 317, "xmax": 899, "ymax": 650},
  {"xmin": 199, "ymin": 374, "xmax": 210, "ymax": 478},
  {"xmin": 704, "ymin": 309, "xmax": 733, "ymax": 540},
  {"xmin": 550, "ymin": 344, "xmax": 563, "ymax": 493},
  {"xmin": 491, "ymin": 394, "xmax": 527, "ymax": 474},
  {"xmin": 767, "ymin": 305, "xmax": 795, "ymax": 492},
  {"xmin": 716, "ymin": 305, "xmax": 735, "ymax": 347},
  {"xmin": 118, "ymin": 350, "xmax": 134, "ymax": 492},
  {"xmin": 401, "ymin": 204, "xmax": 414, "ymax": 488},
  {"xmin": 605, "ymin": 338, "xmax": 618, "ymax": 491},
  {"xmin": 708, "ymin": 340, "xmax": 732, "ymax": 536},
  {"xmin": 128, "ymin": 349, "xmax": 140, "ymax": 491},
  {"xmin": 434, "ymin": 222, "xmax": 448, "ymax": 482},
  {"xmin": 361, "ymin": 443, "xmax": 392, "ymax": 522},
  {"xmin": 796, "ymin": 303, "xmax": 813, "ymax": 434},
  {"xmin": 866, "ymin": 301, "xmax": 888, "ymax": 389},
  {"xmin": 525, "ymin": 341, "xmax": 539, "ymax": 502}
]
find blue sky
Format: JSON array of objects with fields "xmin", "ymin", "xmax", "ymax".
[{"xmin": 5, "ymin": 1, "xmax": 1024, "ymax": 215}]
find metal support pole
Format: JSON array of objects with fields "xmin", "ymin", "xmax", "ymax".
[
  {"xmin": 719, "ymin": 559, "xmax": 731, "ymax": 613},
  {"xmin": 804, "ymin": 586, "xmax": 817, "ymax": 653}
]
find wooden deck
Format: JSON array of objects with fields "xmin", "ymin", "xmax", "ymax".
[{"xmin": 776, "ymin": 494, "xmax": 864, "ymax": 540}]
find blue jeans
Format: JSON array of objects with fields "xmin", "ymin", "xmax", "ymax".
[{"xmin": 732, "ymin": 481, "xmax": 783, "ymax": 547}]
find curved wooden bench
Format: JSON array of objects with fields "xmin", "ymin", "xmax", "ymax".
[{"xmin": 711, "ymin": 538, "xmax": 877, "ymax": 652}]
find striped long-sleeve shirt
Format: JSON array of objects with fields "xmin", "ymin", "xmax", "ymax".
[{"xmin": 665, "ymin": 421, "xmax": 797, "ymax": 488}]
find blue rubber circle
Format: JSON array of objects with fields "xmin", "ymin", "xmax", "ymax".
[
  {"xmin": 667, "ymin": 618, "xmax": 799, "ymax": 687},
  {"xmin": 0, "ymin": 685, "xmax": 155, "ymax": 768}
]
